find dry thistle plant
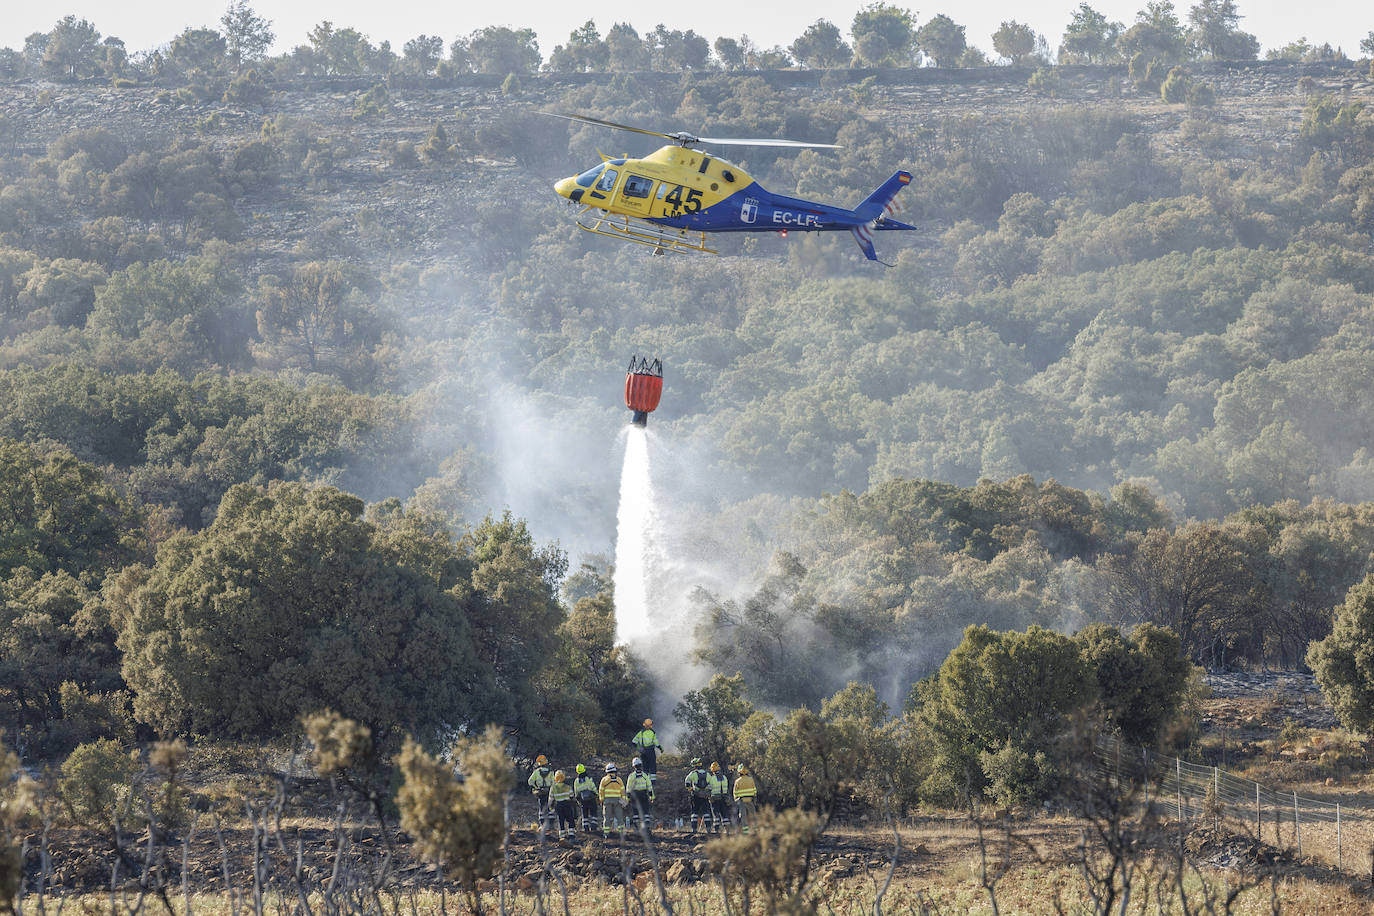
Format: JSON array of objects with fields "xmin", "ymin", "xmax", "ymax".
[{"xmin": 396, "ymin": 725, "xmax": 513, "ymax": 910}]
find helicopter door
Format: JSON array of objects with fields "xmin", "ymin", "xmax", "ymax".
[{"xmin": 618, "ymin": 174, "xmax": 656, "ymax": 217}]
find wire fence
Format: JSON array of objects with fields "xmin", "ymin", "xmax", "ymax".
[{"xmin": 1093, "ymin": 735, "xmax": 1373, "ymax": 876}]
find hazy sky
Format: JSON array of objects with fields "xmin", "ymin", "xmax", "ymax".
[{"xmin": 3, "ymin": 1, "xmax": 1367, "ymax": 62}]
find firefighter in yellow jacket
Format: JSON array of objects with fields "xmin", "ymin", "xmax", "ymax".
[
  {"xmin": 684, "ymin": 758, "xmax": 711, "ymax": 834},
  {"xmin": 733, "ymin": 764, "xmax": 757, "ymax": 833},
  {"xmin": 572, "ymin": 763, "xmax": 599, "ymax": 833},
  {"xmin": 599, "ymin": 763, "xmax": 628, "ymax": 837},
  {"xmin": 527, "ymin": 755, "xmax": 554, "ymax": 829},
  {"xmin": 706, "ymin": 762, "xmax": 731, "ymax": 834},
  {"xmin": 631, "ymin": 718, "xmax": 663, "ymax": 782},
  {"xmin": 548, "ymin": 770, "xmax": 579, "ymax": 840},
  {"xmin": 626, "ymin": 757, "xmax": 656, "ymax": 834}
]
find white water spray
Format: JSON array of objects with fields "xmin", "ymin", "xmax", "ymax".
[{"xmin": 614, "ymin": 426, "xmax": 656, "ymax": 643}]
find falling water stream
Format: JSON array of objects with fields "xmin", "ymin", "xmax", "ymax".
[{"xmin": 613, "ymin": 425, "xmax": 655, "ymax": 643}]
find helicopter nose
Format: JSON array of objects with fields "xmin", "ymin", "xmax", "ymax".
[{"xmin": 554, "ymin": 177, "xmax": 585, "ymax": 204}]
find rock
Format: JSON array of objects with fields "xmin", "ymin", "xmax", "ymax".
[
  {"xmin": 664, "ymin": 861, "xmax": 687, "ymax": 883},
  {"xmin": 911, "ymin": 843, "xmax": 931, "ymax": 856}
]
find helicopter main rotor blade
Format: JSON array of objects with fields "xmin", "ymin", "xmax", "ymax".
[
  {"xmin": 542, "ymin": 112, "xmax": 677, "ymax": 141},
  {"xmin": 695, "ymin": 136, "xmax": 842, "ymax": 148},
  {"xmin": 544, "ymin": 112, "xmax": 841, "ymax": 150}
]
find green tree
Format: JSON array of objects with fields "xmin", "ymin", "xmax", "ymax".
[
  {"xmin": 0, "ymin": 438, "xmax": 139, "ymax": 580},
  {"xmin": 914, "ymin": 624, "xmax": 1096, "ymax": 805},
  {"xmin": 1099, "ymin": 523, "xmax": 1258, "ymax": 664},
  {"xmin": 461, "ymin": 26, "xmax": 541, "ymax": 75},
  {"xmin": 1060, "ymin": 4, "xmax": 1124, "ymax": 63},
  {"xmin": 1309, "ymin": 574, "xmax": 1374, "ymax": 731},
  {"xmin": 559, "ymin": 588, "xmax": 648, "ymax": 753},
  {"xmin": 674, "ymin": 673, "xmax": 754, "ymax": 767},
  {"xmin": 1077, "ymin": 623, "xmax": 1193, "ymax": 745},
  {"xmin": 606, "ymin": 23, "xmax": 649, "ymax": 70},
  {"xmin": 546, "ymin": 20, "xmax": 608, "ymax": 72},
  {"xmin": 1118, "ymin": 0, "xmax": 1187, "ymax": 64},
  {"xmin": 15, "ymin": 258, "xmax": 107, "ymax": 327},
  {"xmin": 220, "ymin": 1, "xmax": 274, "ymax": 72},
  {"xmin": 116, "ymin": 483, "xmax": 490, "ymax": 746},
  {"xmin": 0, "ymin": 570, "xmax": 124, "ymax": 740},
  {"xmin": 789, "ymin": 20, "xmax": 853, "ymax": 68},
  {"xmin": 252, "ymin": 260, "xmax": 382, "ymax": 379},
  {"xmin": 42, "ymin": 16, "xmax": 101, "ymax": 80},
  {"xmin": 86, "ymin": 256, "xmax": 249, "ymax": 368},
  {"xmin": 917, "ymin": 15, "xmax": 968, "ymax": 67},
  {"xmin": 850, "ymin": 3, "xmax": 918, "ymax": 67},
  {"xmin": 992, "ymin": 21, "xmax": 1045, "ymax": 66},
  {"xmin": 402, "ymin": 35, "xmax": 443, "ymax": 75},
  {"xmin": 165, "ymin": 27, "xmax": 228, "ymax": 77},
  {"xmin": 1186, "ymin": 0, "xmax": 1258, "ymax": 60},
  {"xmin": 713, "ymin": 36, "xmax": 744, "ymax": 69},
  {"xmin": 456, "ymin": 512, "xmax": 569, "ymax": 754}
]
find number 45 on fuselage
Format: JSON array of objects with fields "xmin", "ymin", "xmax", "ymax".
[{"xmin": 549, "ymin": 114, "xmax": 916, "ymax": 263}]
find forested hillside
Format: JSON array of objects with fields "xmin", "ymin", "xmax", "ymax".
[{"xmin": 4, "ymin": 6, "xmax": 1374, "ymax": 757}]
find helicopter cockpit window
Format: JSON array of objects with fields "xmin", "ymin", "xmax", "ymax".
[
  {"xmin": 623, "ymin": 175, "xmax": 654, "ymax": 199},
  {"xmin": 596, "ymin": 168, "xmax": 619, "ymax": 192},
  {"xmin": 575, "ymin": 164, "xmax": 605, "ymax": 188}
]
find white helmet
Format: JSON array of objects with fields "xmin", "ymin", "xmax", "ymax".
[
  {"xmin": 632, "ymin": 757, "xmax": 643, "ymax": 767},
  {"xmin": 605, "ymin": 762, "xmax": 618, "ymax": 773}
]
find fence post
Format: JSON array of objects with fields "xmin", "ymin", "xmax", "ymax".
[
  {"xmin": 1213, "ymin": 766, "xmax": 1220, "ymax": 830},
  {"xmin": 1177, "ymin": 757, "xmax": 1184, "ymax": 835},
  {"xmin": 1337, "ymin": 803, "xmax": 1342, "ymax": 871},
  {"xmin": 1255, "ymin": 782, "xmax": 1260, "ymax": 838},
  {"xmin": 1293, "ymin": 790, "xmax": 1300, "ymax": 855}
]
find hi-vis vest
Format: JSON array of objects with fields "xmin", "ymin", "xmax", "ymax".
[
  {"xmin": 626, "ymin": 770, "xmax": 654, "ymax": 795},
  {"xmin": 528, "ymin": 767, "xmax": 553, "ymax": 791},
  {"xmin": 686, "ymin": 768, "xmax": 709, "ymax": 796},
  {"xmin": 734, "ymin": 774, "xmax": 757, "ymax": 800},
  {"xmin": 707, "ymin": 772, "xmax": 729, "ymax": 797},
  {"xmin": 573, "ymin": 774, "xmax": 597, "ymax": 798},
  {"xmin": 549, "ymin": 780, "xmax": 575, "ymax": 803},
  {"xmin": 599, "ymin": 775, "xmax": 626, "ymax": 801},
  {"xmin": 632, "ymin": 729, "xmax": 661, "ymax": 751}
]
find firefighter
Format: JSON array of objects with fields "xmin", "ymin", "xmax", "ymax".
[
  {"xmin": 599, "ymin": 763, "xmax": 628, "ymax": 838},
  {"xmin": 626, "ymin": 756, "xmax": 655, "ymax": 833},
  {"xmin": 631, "ymin": 718, "xmax": 663, "ymax": 782},
  {"xmin": 706, "ymin": 761, "xmax": 731, "ymax": 834},
  {"xmin": 549, "ymin": 770, "xmax": 579, "ymax": 840},
  {"xmin": 527, "ymin": 754, "xmax": 554, "ymax": 830},
  {"xmin": 733, "ymin": 764, "xmax": 757, "ymax": 833},
  {"xmin": 572, "ymin": 763, "xmax": 599, "ymax": 833},
  {"xmin": 684, "ymin": 758, "xmax": 711, "ymax": 834}
]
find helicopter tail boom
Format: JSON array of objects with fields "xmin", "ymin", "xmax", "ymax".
[{"xmin": 854, "ymin": 171, "xmax": 913, "ymax": 223}]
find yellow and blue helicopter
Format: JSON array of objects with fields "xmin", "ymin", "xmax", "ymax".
[{"xmin": 549, "ymin": 114, "xmax": 915, "ymax": 263}]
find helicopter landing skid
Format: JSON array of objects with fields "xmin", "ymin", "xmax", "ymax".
[{"xmin": 576, "ymin": 212, "xmax": 717, "ymax": 255}]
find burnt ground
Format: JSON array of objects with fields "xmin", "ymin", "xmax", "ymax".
[{"xmin": 20, "ymin": 670, "xmax": 1374, "ymax": 902}]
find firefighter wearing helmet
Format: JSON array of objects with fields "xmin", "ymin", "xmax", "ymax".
[
  {"xmin": 631, "ymin": 718, "xmax": 663, "ymax": 784},
  {"xmin": 626, "ymin": 756, "xmax": 656, "ymax": 833},
  {"xmin": 684, "ymin": 758, "xmax": 711, "ymax": 834},
  {"xmin": 599, "ymin": 762, "xmax": 628, "ymax": 837},
  {"xmin": 572, "ymin": 763, "xmax": 599, "ymax": 833},
  {"xmin": 527, "ymin": 754, "xmax": 554, "ymax": 830},
  {"xmin": 549, "ymin": 770, "xmax": 579, "ymax": 840},
  {"xmin": 733, "ymin": 763, "xmax": 758, "ymax": 833},
  {"xmin": 706, "ymin": 761, "xmax": 731, "ymax": 833}
]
